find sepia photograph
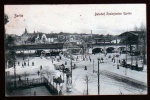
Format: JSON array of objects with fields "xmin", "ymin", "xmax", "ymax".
[{"xmin": 4, "ymin": 4, "xmax": 147, "ymax": 96}]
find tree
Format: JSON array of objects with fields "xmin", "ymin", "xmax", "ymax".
[
  {"xmin": 4, "ymin": 14, "xmax": 9, "ymax": 40},
  {"xmin": 4, "ymin": 13, "xmax": 9, "ymax": 25},
  {"xmin": 134, "ymin": 25, "xmax": 140, "ymax": 66},
  {"xmin": 134, "ymin": 23, "xmax": 147, "ymax": 65},
  {"xmin": 5, "ymin": 35, "xmax": 15, "ymax": 49},
  {"xmin": 139, "ymin": 23, "xmax": 147, "ymax": 65}
]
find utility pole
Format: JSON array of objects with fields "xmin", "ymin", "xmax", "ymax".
[
  {"xmin": 87, "ymin": 76, "xmax": 88, "ymax": 95},
  {"xmin": 136, "ymin": 36, "xmax": 139, "ymax": 66},
  {"xmin": 70, "ymin": 58, "xmax": 72, "ymax": 84},
  {"xmin": 13, "ymin": 52, "xmax": 16, "ymax": 88},
  {"xmin": 99, "ymin": 48, "xmax": 100, "ymax": 58},
  {"xmin": 63, "ymin": 65, "xmax": 65, "ymax": 82},
  {"xmin": 125, "ymin": 33, "xmax": 128, "ymax": 75},
  {"xmin": 97, "ymin": 58, "xmax": 100, "ymax": 95},
  {"xmin": 93, "ymin": 60, "xmax": 94, "ymax": 73}
]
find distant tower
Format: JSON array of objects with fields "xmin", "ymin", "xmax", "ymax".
[{"xmin": 24, "ymin": 28, "xmax": 28, "ymax": 34}]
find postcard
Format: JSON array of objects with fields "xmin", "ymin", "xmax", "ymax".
[{"xmin": 4, "ymin": 4, "xmax": 147, "ymax": 96}]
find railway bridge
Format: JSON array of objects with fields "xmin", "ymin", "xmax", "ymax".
[
  {"xmin": 90, "ymin": 44, "xmax": 136, "ymax": 54},
  {"xmin": 10, "ymin": 43, "xmax": 137, "ymax": 55}
]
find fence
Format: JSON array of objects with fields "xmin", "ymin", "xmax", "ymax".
[{"xmin": 7, "ymin": 77, "xmax": 59, "ymax": 95}]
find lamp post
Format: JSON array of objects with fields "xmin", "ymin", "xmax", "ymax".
[
  {"xmin": 53, "ymin": 76, "xmax": 54, "ymax": 90},
  {"xmin": 99, "ymin": 48, "xmax": 100, "ymax": 58},
  {"xmin": 125, "ymin": 33, "xmax": 128, "ymax": 75},
  {"xmin": 93, "ymin": 60, "xmax": 94, "ymax": 73},
  {"xmin": 97, "ymin": 58, "xmax": 100, "ymax": 95},
  {"xmin": 86, "ymin": 76, "xmax": 88, "ymax": 95},
  {"xmin": 63, "ymin": 65, "xmax": 65, "ymax": 82},
  {"xmin": 70, "ymin": 58, "xmax": 72, "ymax": 84}
]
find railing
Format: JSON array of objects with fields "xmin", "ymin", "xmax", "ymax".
[{"xmin": 8, "ymin": 77, "xmax": 59, "ymax": 95}]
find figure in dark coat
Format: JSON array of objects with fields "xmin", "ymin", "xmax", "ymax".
[{"xmin": 84, "ymin": 66, "xmax": 87, "ymax": 70}]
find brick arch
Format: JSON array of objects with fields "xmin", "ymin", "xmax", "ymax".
[
  {"xmin": 92, "ymin": 48, "xmax": 103, "ymax": 54},
  {"xmin": 106, "ymin": 47, "xmax": 115, "ymax": 53}
]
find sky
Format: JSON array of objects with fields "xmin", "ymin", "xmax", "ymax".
[{"xmin": 4, "ymin": 4, "xmax": 146, "ymax": 36}]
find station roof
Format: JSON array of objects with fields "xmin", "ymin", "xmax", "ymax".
[{"xmin": 118, "ymin": 31, "xmax": 141, "ymax": 38}]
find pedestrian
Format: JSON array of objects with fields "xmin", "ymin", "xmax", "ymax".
[
  {"xmin": 34, "ymin": 91, "xmax": 36, "ymax": 96},
  {"xmin": 84, "ymin": 66, "xmax": 87, "ymax": 70},
  {"xmin": 90, "ymin": 58, "xmax": 91, "ymax": 62},
  {"xmin": 119, "ymin": 59, "xmax": 120, "ymax": 63},
  {"xmin": 24, "ymin": 62, "xmax": 26, "ymax": 66},
  {"xmin": 32, "ymin": 62, "xmax": 34, "ymax": 66},
  {"xmin": 40, "ymin": 65, "xmax": 42, "ymax": 70},
  {"xmin": 101, "ymin": 57, "xmax": 104, "ymax": 63},
  {"xmin": 19, "ymin": 75, "xmax": 21, "ymax": 82},
  {"xmin": 114, "ymin": 59, "xmax": 115, "ymax": 63},
  {"xmin": 74, "ymin": 64, "xmax": 76, "ymax": 69},
  {"xmin": 37, "ymin": 70, "xmax": 40, "ymax": 76},
  {"xmin": 22, "ymin": 63, "xmax": 24, "ymax": 68},
  {"xmin": 65, "ymin": 61, "xmax": 67, "ymax": 65},
  {"xmin": 18, "ymin": 62, "xmax": 20, "ymax": 66},
  {"xmin": 27, "ymin": 78, "xmax": 28, "ymax": 83}
]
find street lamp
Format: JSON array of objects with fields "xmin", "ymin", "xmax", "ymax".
[
  {"xmin": 93, "ymin": 60, "xmax": 94, "ymax": 73},
  {"xmin": 99, "ymin": 48, "xmax": 100, "ymax": 58},
  {"xmin": 97, "ymin": 58, "xmax": 100, "ymax": 95},
  {"xmin": 70, "ymin": 58, "xmax": 72, "ymax": 84},
  {"xmin": 125, "ymin": 32, "xmax": 128, "ymax": 75}
]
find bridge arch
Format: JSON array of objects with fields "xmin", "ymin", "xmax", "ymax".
[
  {"xmin": 92, "ymin": 48, "xmax": 103, "ymax": 54},
  {"xmin": 106, "ymin": 47, "xmax": 115, "ymax": 53}
]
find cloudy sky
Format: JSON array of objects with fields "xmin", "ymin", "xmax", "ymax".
[{"xmin": 4, "ymin": 4, "xmax": 146, "ymax": 36}]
